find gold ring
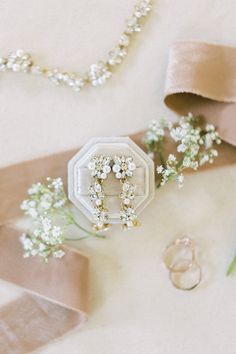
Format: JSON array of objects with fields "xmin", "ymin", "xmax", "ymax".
[
  {"xmin": 163, "ymin": 236, "xmax": 195, "ymax": 273},
  {"xmin": 169, "ymin": 261, "xmax": 202, "ymax": 291}
]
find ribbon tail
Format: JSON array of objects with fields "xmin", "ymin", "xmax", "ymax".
[{"xmin": 0, "ymin": 226, "xmax": 89, "ymax": 354}]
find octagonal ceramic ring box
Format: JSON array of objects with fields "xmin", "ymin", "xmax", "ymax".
[{"xmin": 68, "ymin": 137, "xmax": 155, "ymax": 224}]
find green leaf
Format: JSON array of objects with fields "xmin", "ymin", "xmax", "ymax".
[{"xmin": 227, "ymin": 254, "xmax": 236, "ymax": 276}]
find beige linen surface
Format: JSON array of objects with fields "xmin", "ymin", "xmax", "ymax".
[{"xmin": 0, "ymin": 1, "xmax": 236, "ymax": 354}]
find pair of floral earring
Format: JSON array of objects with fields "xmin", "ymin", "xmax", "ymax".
[{"xmin": 88, "ymin": 155, "xmax": 139, "ymax": 231}]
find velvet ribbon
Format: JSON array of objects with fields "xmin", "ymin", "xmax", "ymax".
[
  {"xmin": 165, "ymin": 41, "xmax": 236, "ymax": 146},
  {"xmin": 0, "ymin": 149, "xmax": 89, "ymax": 354},
  {"xmin": 1, "ymin": 41, "xmax": 236, "ymax": 354}
]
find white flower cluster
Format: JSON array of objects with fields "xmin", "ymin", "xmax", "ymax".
[
  {"xmin": 199, "ymin": 124, "xmax": 221, "ymax": 166},
  {"xmin": 157, "ymin": 154, "xmax": 185, "ymax": 188},
  {"xmin": 143, "ymin": 119, "xmax": 172, "ymax": 159},
  {"xmin": 112, "ymin": 156, "xmax": 136, "ymax": 179},
  {"xmin": 144, "ymin": 113, "xmax": 221, "ymax": 188},
  {"xmin": 20, "ymin": 217, "xmax": 65, "ymax": 261},
  {"xmin": 21, "ymin": 177, "xmax": 67, "ymax": 218},
  {"xmin": 20, "ymin": 177, "xmax": 67, "ymax": 261}
]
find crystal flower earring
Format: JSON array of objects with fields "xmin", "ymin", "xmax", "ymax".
[
  {"xmin": 88, "ymin": 155, "xmax": 112, "ymax": 231},
  {"xmin": 112, "ymin": 156, "xmax": 139, "ymax": 229}
]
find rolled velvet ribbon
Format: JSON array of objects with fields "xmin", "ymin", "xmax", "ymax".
[{"xmin": 165, "ymin": 41, "xmax": 236, "ymax": 146}]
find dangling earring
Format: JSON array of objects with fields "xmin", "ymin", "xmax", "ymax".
[
  {"xmin": 88, "ymin": 155, "xmax": 112, "ymax": 231},
  {"xmin": 112, "ymin": 156, "xmax": 140, "ymax": 229}
]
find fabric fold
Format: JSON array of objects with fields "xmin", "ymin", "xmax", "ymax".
[
  {"xmin": 0, "ymin": 227, "xmax": 89, "ymax": 353},
  {"xmin": 164, "ymin": 41, "xmax": 236, "ymax": 146}
]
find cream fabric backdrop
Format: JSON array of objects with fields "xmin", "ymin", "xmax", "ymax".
[{"xmin": 0, "ymin": 1, "xmax": 236, "ymax": 353}]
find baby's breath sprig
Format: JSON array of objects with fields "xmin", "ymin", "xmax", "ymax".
[
  {"xmin": 143, "ymin": 118, "xmax": 172, "ymax": 166},
  {"xmin": 20, "ymin": 177, "xmax": 105, "ymax": 262},
  {"xmin": 143, "ymin": 113, "xmax": 221, "ymax": 189}
]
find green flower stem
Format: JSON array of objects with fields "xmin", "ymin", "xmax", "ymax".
[
  {"xmin": 176, "ymin": 157, "xmax": 184, "ymax": 170},
  {"xmin": 65, "ymin": 235, "xmax": 90, "ymax": 241},
  {"xmin": 157, "ymin": 150, "xmax": 166, "ymax": 168},
  {"xmin": 227, "ymin": 253, "xmax": 236, "ymax": 276},
  {"xmin": 65, "ymin": 211, "xmax": 106, "ymax": 239},
  {"xmin": 50, "ymin": 206, "xmax": 106, "ymax": 239}
]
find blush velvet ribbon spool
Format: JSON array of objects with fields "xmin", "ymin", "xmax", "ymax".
[
  {"xmin": 1, "ymin": 41, "xmax": 236, "ymax": 354},
  {"xmin": 164, "ymin": 41, "xmax": 236, "ymax": 146}
]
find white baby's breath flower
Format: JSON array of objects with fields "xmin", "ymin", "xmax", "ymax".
[
  {"xmin": 52, "ymin": 226, "xmax": 63, "ymax": 239},
  {"xmin": 20, "ymin": 233, "xmax": 33, "ymax": 250},
  {"xmin": 170, "ymin": 126, "xmax": 184, "ymax": 142},
  {"xmin": 40, "ymin": 193, "xmax": 52, "ymax": 210},
  {"xmin": 205, "ymin": 124, "xmax": 215, "ymax": 132},
  {"xmin": 156, "ymin": 165, "xmax": 164, "ymax": 174},
  {"xmin": 21, "ymin": 199, "xmax": 38, "ymax": 218},
  {"xmin": 28, "ymin": 182, "xmax": 42, "ymax": 195},
  {"xmin": 20, "ymin": 199, "xmax": 29, "ymax": 210},
  {"xmin": 204, "ymin": 133, "xmax": 214, "ymax": 149},
  {"xmin": 20, "ymin": 176, "xmax": 102, "ymax": 262},
  {"xmin": 168, "ymin": 154, "xmax": 176, "ymax": 162},
  {"xmin": 176, "ymin": 174, "xmax": 184, "ymax": 188},
  {"xmin": 47, "ymin": 177, "xmax": 63, "ymax": 190},
  {"xmin": 143, "ymin": 119, "xmax": 170, "ymax": 156},
  {"xmin": 53, "ymin": 199, "xmax": 66, "ymax": 208},
  {"xmin": 20, "ymin": 216, "xmax": 65, "ymax": 262},
  {"xmin": 177, "ymin": 143, "xmax": 187, "ymax": 153},
  {"xmin": 21, "ymin": 177, "xmax": 67, "ymax": 219},
  {"xmin": 144, "ymin": 113, "xmax": 221, "ymax": 189},
  {"xmin": 20, "ymin": 177, "xmax": 69, "ymax": 261},
  {"xmin": 53, "ymin": 250, "xmax": 65, "ymax": 258},
  {"xmin": 199, "ymin": 153, "xmax": 209, "ymax": 166}
]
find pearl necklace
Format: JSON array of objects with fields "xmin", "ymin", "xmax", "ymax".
[{"xmin": 0, "ymin": 1, "xmax": 152, "ymax": 92}]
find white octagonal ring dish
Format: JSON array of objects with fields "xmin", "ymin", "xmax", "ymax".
[{"xmin": 68, "ymin": 137, "xmax": 155, "ymax": 224}]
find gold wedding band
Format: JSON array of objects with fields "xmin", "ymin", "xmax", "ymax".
[
  {"xmin": 169, "ymin": 261, "xmax": 202, "ymax": 291},
  {"xmin": 163, "ymin": 236, "xmax": 202, "ymax": 291},
  {"xmin": 163, "ymin": 237, "xmax": 195, "ymax": 273}
]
